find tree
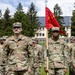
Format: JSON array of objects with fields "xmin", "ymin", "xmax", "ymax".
[
  {"xmin": 26, "ymin": 2, "xmax": 40, "ymax": 37},
  {"xmin": 54, "ymin": 4, "xmax": 64, "ymax": 28},
  {"xmin": 13, "ymin": 3, "xmax": 25, "ymax": 22},
  {"xmin": 0, "ymin": 8, "xmax": 12, "ymax": 36},
  {"xmin": 71, "ymin": 10, "xmax": 75, "ymax": 36},
  {"xmin": 48, "ymin": 4, "xmax": 65, "ymax": 37},
  {"xmin": 0, "ymin": 9, "xmax": 2, "ymax": 19},
  {"xmin": 17, "ymin": 3, "xmax": 23, "ymax": 12},
  {"xmin": 0, "ymin": 9, "xmax": 3, "ymax": 37}
]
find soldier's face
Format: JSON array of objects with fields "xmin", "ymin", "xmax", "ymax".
[
  {"xmin": 52, "ymin": 31, "xmax": 59, "ymax": 37},
  {"xmin": 13, "ymin": 26, "xmax": 22, "ymax": 34},
  {"xmin": 71, "ymin": 39, "xmax": 75, "ymax": 43}
]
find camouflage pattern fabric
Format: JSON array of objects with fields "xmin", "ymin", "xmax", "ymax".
[
  {"xmin": 6, "ymin": 70, "xmax": 30, "ymax": 75},
  {"xmin": 67, "ymin": 43, "xmax": 75, "ymax": 75},
  {"xmin": 29, "ymin": 43, "xmax": 44, "ymax": 75},
  {"xmin": 0, "ymin": 44, "xmax": 5, "ymax": 75},
  {"xmin": 71, "ymin": 43, "xmax": 75, "ymax": 65},
  {"xmin": 46, "ymin": 38, "xmax": 70, "ymax": 75},
  {"xmin": 3, "ymin": 34, "xmax": 32, "ymax": 75}
]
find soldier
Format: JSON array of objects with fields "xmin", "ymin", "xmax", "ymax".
[
  {"xmin": 45, "ymin": 27, "xmax": 70, "ymax": 75},
  {"xmin": 0, "ymin": 38, "xmax": 5, "ymax": 75},
  {"xmin": 3, "ymin": 22, "xmax": 32, "ymax": 75},
  {"xmin": 68, "ymin": 37, "xmax": 75, "ymax": 75},
  {"xmin": 30, "ymin": 39, "xmax": 44, "ymax": 75}
]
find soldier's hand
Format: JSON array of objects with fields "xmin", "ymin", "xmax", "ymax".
[
  {"xmin": 45, "ymin": 67, "xmax": 49, "ymax": 73},
  {"xmin": 64, "ymin": 68, "xmax": 67, "ymax": 73},
  {"xmin": 5, "ymin": 68, "xmax": 9, "ymax": 72},
  {"xmin": 74, "ymin": 65, "xmax": 75, "ymax": 68},
  {"xmin": 27, "ymin": 68, "xmax": 32, "ymax": 73}
]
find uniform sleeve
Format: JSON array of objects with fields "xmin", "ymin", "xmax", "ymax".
[
  {"xmin": 38, "ymin": 46, "xmax": 44, "ymax": 67},
  {"xmin": 63, "ymin": 43, "xmax": 71, "ymax": 68},
  {"xmin": 26, "ymin": 45, "xmax": 34, "ymax": 73},
  {"xmin": 24, "ymin": 37, "xmax": 33, "ymax": 70},
  {"xmin": 25, "ymin": 37, "xmax": 33, "ymax": 45},
  {"xmin": 3, "ymin": 45, "xmax": 9, "ymax": 65},
  {"xmin": 3, "ymin": 39, "xmax": 9, "ymax": 64},
  {"xmin": 71, "ymin": 47, "xmax": 75, "ymax": 65}
]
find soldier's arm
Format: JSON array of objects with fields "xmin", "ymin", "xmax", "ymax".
[
  {"xmin": 3, "ymin": 45, "xmax": 9, "ymax": 64},
  {"xmin": 3, "ymin": 38, "xmax": 10, "ymax": 64},
  {"xmin": 24, "ymin": 37, "xmax": 33, "ymax": 72}
]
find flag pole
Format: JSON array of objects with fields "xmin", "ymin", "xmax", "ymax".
[
  {"xmin": 46, "ymin": 28, "xmax": 49, "ymax": 75},
  {"xmin": 45, "ymin": 0, "xmax": 49, "ymax": 75}
]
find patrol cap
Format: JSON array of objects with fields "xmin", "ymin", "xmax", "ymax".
[
  {"xmin": 2, "ymin": 36, "xmax": 8, "ymax": 40},
  {"xmin": 52, "ymin": 27, "xmax": 60, "ymax": 31},
  {"xmin": 70, "ymin": 36, "xmax": 75, "ymax": 40},
  {"xmin": 32, "ymin": 40, "xmax": 36, "ymax": 43},
  {"xmin": 31, "ymin": 37, "xmax": 36, "ymax": 43},
  {"xmin": 0, "ymin": 37, "xmax": 2, "ymax": 40},
  {"xmin": 13, "ymin": 22, "xmax": 22, "ymax": 28}
]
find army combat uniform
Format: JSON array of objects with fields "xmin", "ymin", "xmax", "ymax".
[
  {"xmin": 3, "ymin": 35, "xmax": 32, "ymax": 75},
  {"xmin": 47, "ymin": 38, "xmax": 70, "ymax": 75},
  {"xmin": 69, "ymin": 42, "xmax": 75, "ymax": 75},
  {"xmin": 0, "ymin": 44, "xmax": 5, "ymax": 75},
  {"xmin": 29, "ymin": 42, "xmax": 44, "ymax": 75}
]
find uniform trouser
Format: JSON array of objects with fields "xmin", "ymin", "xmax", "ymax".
[
  {"xmin": 33, "ymin": 67, "xmax": 40, "ymax": 75},
  {"xmin": 6, "ymin": 70, "xmax": 30, "ymax": 75},
  {"xmin": 0, "ymin": 66, "xmax": 5, "ymax": 75},
  {"xmin": 49, "ymin": 68, "xmax": 65, "ymax": 75}
]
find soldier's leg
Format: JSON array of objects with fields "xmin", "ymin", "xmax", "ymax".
[
  {"xmin": 18, "ymin": 70, "xmax": 33, "ymax": 75},
  {"xmin": 34, "ymin": 68, "xmax": 40, "ymax": 75},
  {"xmin": 0, "ymin": 71, "xmax": 4, "ymax": 75},
  {"xmin": 6, "ymin": 71, "xmax": 15, "ymax": 75},
  {"xmin": 56, "ymin": 68, "xmax": 64, "ymax": 75},
  {"xmin": 49, "ymin": 68, "xmax": 55, "ymax": 75},
  {"xmin": 0, "ymin": 66, "xmax": 5, "ymax": 75},
  {"xmin": 17, "ymin": 71, "xmax": 27, "ymax": 75}
]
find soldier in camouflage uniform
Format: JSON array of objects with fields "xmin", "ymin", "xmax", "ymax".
[
  {"xmin": 45, "ymin": 27, "xmax": 70, "ymax": 75},
  {"xmin": 71, "ymin": 37, "xmax": 75, "ymax": 65},
  {"xmin": 0, "ymin": 38, "xmax": 5, "ymax": 75},
  {"xmin": 3, "ymin": 22, "xmax": 32, "ymax": 75},
  {"xmin": 68, "ymin": 37, "xmax": 75, "ymax": 75},
  {"xmin": 30, "ymin": 39, "xmax": 44, "ymax": 75}
]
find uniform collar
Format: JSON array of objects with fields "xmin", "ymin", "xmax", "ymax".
[
  {"xmin": 11, "ymin": 34, "xmax": 23, "ymax": 42},
  {"xmin": 52, "ymin": 38, "xmax": 60, "ymax": 43}
]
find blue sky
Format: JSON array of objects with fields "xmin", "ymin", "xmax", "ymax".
[{"xmin": 0, "ymin": 0, "xmax": 75, "ymax": 16}]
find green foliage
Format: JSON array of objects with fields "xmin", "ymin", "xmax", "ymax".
[
  {"xmin": 4, "ymin": 8, "xmax": 10, "ymax": 21},
  {"xmin": 26, "ymin": 2, "xmax": 40, "ymax": 37},
  {"xmin": 0, "ymin": 8, "xmax": 12, "ymax": 36},
  {"xmin": 53, "ymin": 4, "xmax": 64, "ymax": 28},
  {"xmin": 48, "ymin": 29, "xmax": 52, "ymax": 38},
  {"xmin": 65, "ymin": 67, "xmax": 69, "ymax": 75},
  {"xmin": 17, "ymin": 3, "xmax": 23, "ymax": 12},
  {"xmin": 54, "ymin": 4, "xmax": 63, "ymax": 16},
  {"xmin": 0, "ymin": 2, "xmax": 40, "ymax": 37},
  {"xmin": 40, "ymin": 63, "xmax": 46, "ymax": 75},
  {"xmin": 71, "ymin": 10, "xmax": 75, "ymax": 36},
  {"xmin": 13, "ymin": 3, "xmax": 25, "ymax": 22},
  {"xmin": 39, "ymin": 41, "xmax": 45, "ymax": 46},
  {"xmin": 48, "ymin": 3, "xmax": 65, "ymax": 37},
  {"xmin": 0, "ymin": 9, "xmax": 2, "ymax": 18}
]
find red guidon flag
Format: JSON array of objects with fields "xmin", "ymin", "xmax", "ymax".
[{"xmin": 45, "ymin": 7, "xmax": 66, "ymax": 35}]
